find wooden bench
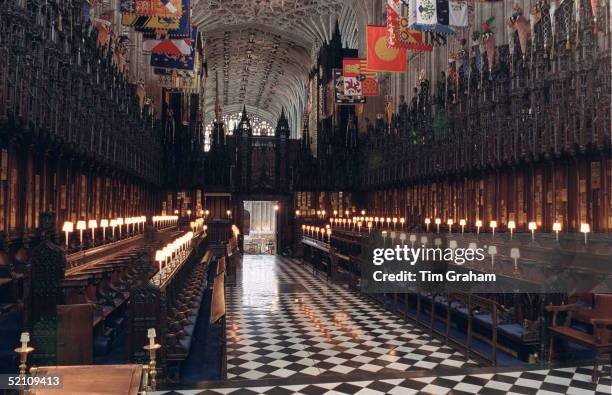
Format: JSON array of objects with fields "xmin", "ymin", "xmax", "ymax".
[
  {"xmin": 546, "ymin": 302, "xmax": 612, "ymax": 382},
  {"xmin": 128, "ymin": 235, "xmax": 211, "ymax": 380}
]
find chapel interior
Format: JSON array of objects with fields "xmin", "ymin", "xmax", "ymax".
[{"xmin": 0, "ymin": 0, "xmax": 611, "ymax": 394}]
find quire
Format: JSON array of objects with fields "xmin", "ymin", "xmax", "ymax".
[{"xmin": 0, "ymin": 0, "xmax": 609, "ymax": 394}]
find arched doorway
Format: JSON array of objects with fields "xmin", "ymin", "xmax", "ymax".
[{"xmin": 242, "ymin": 201, "xmax": 278, "ymax": 255}]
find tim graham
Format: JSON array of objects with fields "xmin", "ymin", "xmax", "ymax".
[{"xmin": 372, "ymin": 270, "xmax": 497, "ymax": 282}]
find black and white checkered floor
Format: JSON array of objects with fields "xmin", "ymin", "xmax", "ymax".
[
  {"xmin": 225, "ymin": 255, "xmax": 477, "ymax": 380},
  {"xmin": 155, "ymin": 255, "xmax": 611, "ymax": 394},
  {"xmin": 157, "ymin": 365, "xmax": 611, "ymax": 394}
]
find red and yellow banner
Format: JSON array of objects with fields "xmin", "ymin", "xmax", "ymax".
[
  {"xmin": 342, "ymin": 58, "xmax": 379, "ymax": 96},
  {"xmin": 367, "ymin": 25, "xmax": 407, "ymax": 72}
]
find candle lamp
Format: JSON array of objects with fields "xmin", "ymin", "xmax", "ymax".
[
  {"xmin": 449, "ymin": 240, "xmax": 458, "ymax": 251},
  {"xmin": 489, "ymin": 220, "xmax": 497, "ymax": 239},
  {"xmin": 155, "ymin": 250, "xmax": 164, "ymax": 274},
  {"xmin": 434, "ymin": 237, "xmax": 442, "ymax": 248},
  {"xmin": 381, "ymin": 230, "xmax": 387, "ymax": 245},
  {"xmin": 375, "ymin": 217, "xmax": 380, "ymax": 228},
  {"xmin": 508, "ymin": 220, "xmax": 516, "ymax": 240},
  {"xmin": 326, "ymin": 228, "xmax": 332, "ymax": 242},
  {"xmin": 552, "ymin": 222, "xmax": 562, "ymax": 241},
  {"xmin": 475, "ymin": 220, "xmax": 482, "ymax": 236},
  {"xmin": 399, "ymin": 233, "xmax": 406, "ymax": 246},
  {"xmin": 386, "ymin": 217, "xmax": 391, "ymax": 229},
  {"xmin": 357, "ymin": 221, "xmax": 362, "ymax": 233},
  {"xmin": 510, "ymin": 248, "xmax": 520, "ymax": 273},
  {"xmin": 400, "ymin": 217, "xmax": 405, "ymax": 229},
  {"xmin": 420, "ymin": 235, "xmax": 428, "ymax": 246},
  {"xmin": 226, "ymin": 210, "xmax": 232, "ymax": 218},
  {"xmin": 409, "ymin": 234, "xmax": 417, "ymax": 249},
  {"xmin": 488, "ymin": 245, "xmax": 497, "ymax": 268},
  {"xmin": 62, "ymin": 221, "xmax": 74, "ymax": 248},
  {"xmin": 14, "ymin": 332, "xmax": 34, "ymax": 378},
  {"xmin": 392, "ymin": 217, "xmax": 398, "ymax": 229},
  {"xmin": 390, "ymin": 231, "xmax": 397, "ymax": 246},
  {"xmin": 424, "ymin": 218, "xmax": 431, "ymax": 232},
  {"xmin": 100, "ymin": 219, "xmax": 108, "ymax": 241},
  {"xmin": 459, "ymin": 219, "xmax": 466, "ymax": 234},
  {"xmin": 116, "ymin": 217, "xmax": 124, "ymax": 238},
  {"xmin": 321, "ymin": 210, "xmax": 326, "ymax": 217},
  {"xmin": 580, "ymin": 223, "xmax": 590, "ymax": 245},
  {"xmin": 447, "ymin": 219, "xmax": 454, "ymax": 234},
  {"xmin": 361, "ymin": 210, "xmax": 366, "ymax": 216},
  {"xmin": 76, "ymin": 220, "xmax": 86, "ymax": 245},
  {"xmin": 345, "ymin": 210, "xmax": 349, "ymax": 216},
  {"xmin": 110, "ymin": 219, "xmax": 117, "ymax": 240},
  {"xmin": 367, "ymin": 222, "xmax": 372, "ymax": 233},
  {"xmin": 333, "ymin": 210, "xmax": 338, "ymax": 216},
  {"xmin": 144, "ymin": 328, "xmax": 162, "ymax": 392},
  {"xmin": 435, "ymin": 218, "xmax": 441, "ymax": 233},
  {"xmin": 88, "ymin": 219, "xmax": 98, "ymax": 245},
  {"xmin": 528, "ymin": 221, "xmax": 537, "ymax": 241},
  {"xmin": 468, "ymin": 242, "xmax": 477, "ymax": 266}
]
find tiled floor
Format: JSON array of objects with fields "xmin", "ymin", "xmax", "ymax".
[
  {"xmin": 157, "ymin": 365, "xmax": 611, "ymax": 394},
  {"xmin": 155, "ymin": 255, "xmax": 611, "ymax": 395},
  {"xmin": 225, "ymin": 255, "xmax": 477, "ymax": 381}
]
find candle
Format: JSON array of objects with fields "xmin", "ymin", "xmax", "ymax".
[
  {"xmin": 528, "ymin": 221, "xmax": 537, "ymax": 241},
  {"xmin": 580, "ymin": 223, "xmax": 590, "ymax": 245},
  {"xmin": 488, "ymin": 245, "xmax": 497, "ymax": 268},
  {"xmin": 424, "ymin": 218, "xmax": 431, "ymax": 232},
  {"xmin": 435, "ymin": 218, "xmax": 441, "ymax": 233},
  {"xmin": 100, "ymin": 219, "xmax": 109, "ymax": 241},
  {"xmin": 147, "ymin": 328, "xmax": 156, "ymax": 347},
  {"xmin": 62, "ymin": 221, "xmax": 74, "ymax": 248},
  {"xmin": 552, "ymin": 222, "xmax": 561, "ymax": 241},
  {"xmin": 510, "ymin": 248, "xmax": 520, "ymax": 273},
  {"xmin": 76, "ymin": 220, "xmax": 86, "ymax": 244},
  {"xmin": 447, "ymin": 219, "xmax": 454, "ymax": 234},
  {"xmin": 459, "ymin": 219, "xmax": 466, "ymax": 234},
  {"xmin": 508, "ymin": 220, "xmax": 516, "ymax": 240},
  {"xmin": 20, "ymin": 332, "xmax": 30, "ymax": 350},
  {"xmin": 489, "ymin": 220, "xmax": 497, "ymax": 238},
  {"xmin": 475, "ymin": 220, "xmax": 482, "ymax": 236}
]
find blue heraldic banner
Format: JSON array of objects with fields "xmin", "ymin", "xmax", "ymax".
[{"xmin": 150, "ymin": 27, "xmax": 197, "ymax": 71}]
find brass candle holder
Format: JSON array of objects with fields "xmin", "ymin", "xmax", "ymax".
[
  {"xmin": 143, "ymin": 328, "xmax": 162, "ymax": 392},
  {"xmin": 15, "ymin": 332, "xmax": 34, "ymax": 394}
]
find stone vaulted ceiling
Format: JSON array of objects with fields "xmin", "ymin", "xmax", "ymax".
[{"xmin": 191, "ymin": 0, "xmax": 364, "ymax": 137}]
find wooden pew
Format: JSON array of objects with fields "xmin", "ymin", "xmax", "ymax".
[
  {"xmin": 546, "ymin": 302, "xmax": 612, "ymax": 382},
  {"xmin": 225, "ymin": 236, "xmax": 241, "ymax": 282},
  {"xmin": 57, "ymin": 229, "xmax": 180, "ymax": 363},
  {"xmin": 128, "ymin": 234, "xmax": 211, "ymax": 380}
]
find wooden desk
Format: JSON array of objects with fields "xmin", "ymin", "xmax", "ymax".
[{"xmin": 30, "ymin": 364, "xmax": 143, "ymax": 395}]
